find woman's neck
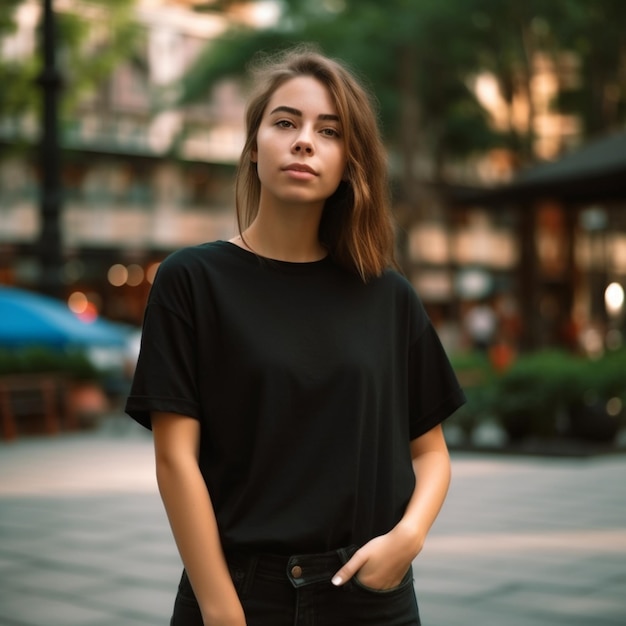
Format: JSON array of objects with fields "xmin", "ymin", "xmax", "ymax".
[{"xmin": 235, "ymin": 203, "xmax": 327, "ymax": 262}]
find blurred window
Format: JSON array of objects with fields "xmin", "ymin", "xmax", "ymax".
[
  {"xmin": 182, "ymin": 164, "xmax": 234, "ymax": 210},
  {"xmin": 111, "ymin": 63, "xmax": 150, "ymax": 113}
]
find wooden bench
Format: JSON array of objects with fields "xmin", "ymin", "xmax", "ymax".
[{"xmin": 0, "ymin": 374, "xmax": 76, "ymax": 441}]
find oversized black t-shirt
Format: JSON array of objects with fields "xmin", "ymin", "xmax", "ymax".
[{"xmin": 126, "ymin": 240, "xmax": 465, "ymax": 554}]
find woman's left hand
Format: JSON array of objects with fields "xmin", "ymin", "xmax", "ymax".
[
  {"xmin": 331, "ymin": 524, "xmax": 422, "ymax": 590},
  {"xmin": 332, "ymin": 425, "xmax": 451, "ymax": 591}
]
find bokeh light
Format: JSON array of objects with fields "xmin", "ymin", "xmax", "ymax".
[
  {"xmin": 126, "ymin": 264, "xmax": 144, "ymax": 287},
  {"xmin": 605, "ymin": 282, "xmax": 624, "ymax": 316},
  {"xmin": 68, "ymin": 291, "xmax": 88, "ymax": 315},
  {"xmin": 108, "ymin": 263, "xmax": 128, "ymax": 287},
  {"xmin": 606, "ymin": 397, "xmax": 623, "ymax": 417},
  {"xmin": 68, "ymin": 290, "xmax": 99, "ymax": 322}
]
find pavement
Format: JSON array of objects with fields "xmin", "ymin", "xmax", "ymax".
[{"xmin": 0, "ymin": 414, "xmax": 625, "ymax": 626}]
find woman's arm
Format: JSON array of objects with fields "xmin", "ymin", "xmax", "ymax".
[
  {"xmin": 331, "ymin": 423, "xmax": 451, "ymax": 589},
  {"xmin": 152, "ymin": 412, "xmax": 246, "ymax": 626}
]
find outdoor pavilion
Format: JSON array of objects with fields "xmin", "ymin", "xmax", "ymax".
[{"xmin": 445, "ymin": 131, "xmax": 626, "ymax": 350}]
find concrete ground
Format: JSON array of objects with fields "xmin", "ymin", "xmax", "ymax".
[{"xmin": 0, "ymin": 415, "xmax": 625, "ymax": 626}]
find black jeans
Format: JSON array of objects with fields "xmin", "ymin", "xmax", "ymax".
[{"xmin": 170, "ymin": 545, "xmax": 421, "ymax": 625}]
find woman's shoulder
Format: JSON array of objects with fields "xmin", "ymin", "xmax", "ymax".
[
  {"xmin": 376, "ymin": 267, "xmax": 420, "ymax": 298},
  {"xmin": 375, "ymin": 268, "xmax": 429, "ymax": 319},
  {"xmin": 160, "ymin": 240, "xmax": 228, "ymax": 266},
  {"xmin": 147, "ymin": 241, "xmax": 235, "ymax": 302},
  {"xmin": 155, "ymin": 241, "xmax": 234, "ymax": 278}
]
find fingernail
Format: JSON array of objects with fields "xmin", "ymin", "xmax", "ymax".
[{"xmin": 331, "ymin": 575, "xmax": 342, "ymax": 586}]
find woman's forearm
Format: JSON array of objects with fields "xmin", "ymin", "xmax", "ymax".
[
  {"xmin": 157, "ymin": 457, "xmax": 245, "ymax": 625},
  {"xmin": 395, "ymin": 427, "xmax": 452, "ymax": 555},
  {"xmin": 152, "ymin": 411, "xmax": 245, "ymax": 626}
]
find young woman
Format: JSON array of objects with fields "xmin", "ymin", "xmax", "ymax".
[{"xmin": 126, "ymin": 47, "xmax": 465, "ymax": 626}]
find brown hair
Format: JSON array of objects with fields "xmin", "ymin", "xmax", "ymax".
[{"xmin": 235, "ymin": 45, "xmax": 396, "ymax": 281}]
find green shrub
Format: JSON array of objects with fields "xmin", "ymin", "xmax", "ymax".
[
  {"xmin": 0, "ymin": 347, "xmax": 101, "ymax": 381},
  {"xmin": 491, "ymin": 350, "xmax": 575, "ymax": 440},
  {"xmin": 450, "ymin": 348, "xmax": 626, "ymax": 444},
  {"xmin": 449, "ymin": 351, "xmax": 497, "ymax": 438}
]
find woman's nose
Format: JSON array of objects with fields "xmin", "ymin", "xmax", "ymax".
[
  {"xmin": 292, "ymin": 129, "xmax": 314, "ymax": 154},
  {"xmin": 293, "ymin": 141, "xmax": 313, "ymax": 154}
]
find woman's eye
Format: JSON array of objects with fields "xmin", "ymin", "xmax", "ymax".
[
  {"xmin": 322, "ymin": 128, "xmax": 340, "ymax": 138},
  {"xmin": 276, "ymin": 120, "xmax": 293, "ymax": 129}
]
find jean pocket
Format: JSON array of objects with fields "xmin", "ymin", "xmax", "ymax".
[{"xmin": 351, "ymin": 565, "xmax": 414, "ymax": 596}]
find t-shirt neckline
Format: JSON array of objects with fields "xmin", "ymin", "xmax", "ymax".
[{"xmin": 217, "ymin": 240, "xmax": 331, "ymax": 272}]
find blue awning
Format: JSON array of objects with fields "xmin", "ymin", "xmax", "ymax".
[{"xmin": 0, "ymin": 286, "xmax": 129, "ymax": 349}]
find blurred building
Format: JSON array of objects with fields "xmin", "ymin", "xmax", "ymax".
[
  {"xmin": 448, "ymin": 132, "xmax": 626, "ymax": 353},
  {"xmin": 0, "ymin": 0, "xmax": 245, "ymax": 324},
  {"xmin": 403, "ymin": 53, "xmax": 625, "ymax": 354},
  {"xmin": 1, "ymin": 1, "xmax": 623, "ymax": 354}
]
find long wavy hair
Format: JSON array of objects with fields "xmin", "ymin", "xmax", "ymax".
[{"xmin": 235, "ymin": 46, "xmax": 396, "ymax": 281}]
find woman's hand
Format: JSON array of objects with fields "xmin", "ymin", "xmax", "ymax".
[
  {"xmin": 332, "ymin": 424, "xmax": 451, "ymax": 591},
  {"xmin": 331, "ymin": 523, "xmax": 422, "ymax": 590}
]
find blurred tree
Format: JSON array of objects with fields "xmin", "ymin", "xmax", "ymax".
[
  {"xmin": 546, "ymin": 0, "xmax": 626, "ymax": 135},
  {"xmin": 55, "ymin": 0, "xmax": 142, "ymax": 115},
  {"xmin": 0, "ymin": 0, "xmax": 140, "ymax": 130},
  {"xmin": 0, "ymin": 0, "xmax": 35, "ymax": 123},
  {"xmin": 0, "ymin": 0, "xmax": 21, "ymax": 34},
  {"xmin": 459, "ymin": 0, "xmax": 626, "ymax": 162},
  {"xmin": 463, "ymin": 0, "xmax": 547, "ymax": 164}
]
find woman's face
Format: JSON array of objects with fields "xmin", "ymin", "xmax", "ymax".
[{"xmin": 252, "ymin": 76, "xmax": 347, "ymax": 211}]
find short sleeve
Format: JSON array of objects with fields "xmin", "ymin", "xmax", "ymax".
[
  {"xmin": 408, "ymin": 323, "xmax": 466, "ymax": 439},
  {"xmin": 124, "ymin": 260, "xmax": 201, "ymax": 429}
]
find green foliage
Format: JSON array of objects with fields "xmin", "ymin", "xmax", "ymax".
[
  {"xmin": 0, "ymin": 0, "xmax": 21, "ymax": 35},
  {"xmin": 546, "ymin": 0, "xmax": 626, "ymax": 134},
  {"xmin": 451, "ymin": 348, "xmax": 626, "ymax": 444},
  {"xmin": 57, "ymin": 2, "xmax": 142, "ymax": 116},
  {"xmin": 0, "ymin": 347, "xmax": 101, "ymax": 382},
  {"xmin": 494, "ymin": 350, "xmax": 577, "ymax": 439},
  {"xmin": 177, "ymin": 28, "xmax": 289, "ymax": 105},
  {"xmin": 0, "ymin": 0, "xmax": 38, "ymax": 119},
  {"xmin": 576, "ymin": 349, "xmax": 626, "ymax": 404},
  {"xmin": 448, "ymin": 351, "xmax": 497, "ymax": 437},
  {"xmin": 0, "ymin": 0, "xmax": 140, "ymax": 122}
]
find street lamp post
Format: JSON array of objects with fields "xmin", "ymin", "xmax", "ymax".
[{"xmin": 37, "ymin": 0, "xmax": 64, "ymax": 298}]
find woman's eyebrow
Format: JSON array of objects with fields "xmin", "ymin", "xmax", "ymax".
[{"xmin": 269, "ymin": 105, "xmax": 340, "ymax": 122}]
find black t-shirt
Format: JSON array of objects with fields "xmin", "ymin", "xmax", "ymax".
[{"xmin": 126, "ymin": 240, "xmax": 465, "ymax": 554}]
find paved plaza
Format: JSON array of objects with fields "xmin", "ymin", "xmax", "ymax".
[{"xmin": 0, "ymin": 415, "xmax": 625, "ymax": 626}]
